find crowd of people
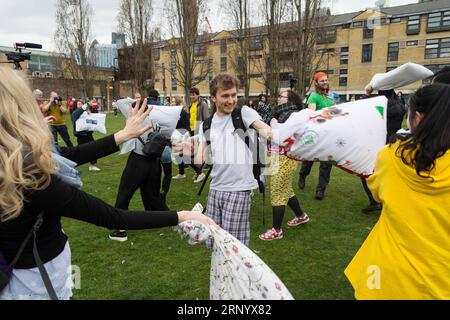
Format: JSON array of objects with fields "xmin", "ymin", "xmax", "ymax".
[{"xmin": 0, "ymin": 62, "xmax": 449, "ymax": 300}]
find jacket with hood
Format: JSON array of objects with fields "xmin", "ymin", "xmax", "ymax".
[{"xmin": 345, "ymin": 141, "xmax": 450, "ymax": 300}]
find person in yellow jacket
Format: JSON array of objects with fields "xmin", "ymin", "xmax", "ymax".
[{"xmin": 345, "ymin": 84, "xmax": 450, "ymax": 300}]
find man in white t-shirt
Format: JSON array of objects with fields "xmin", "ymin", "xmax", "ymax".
[{"xmin": 193, "ymin": 73, "xmax": 271, "ymax": 247}]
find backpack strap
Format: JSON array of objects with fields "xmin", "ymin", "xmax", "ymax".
[
  {"xmin": 202, "ymin": 114, "xmax": 214, "ymax": 146},
  {"xmin": 11, "ymin": 212, "xmax": 58, "ymax": 300},
  {"xmin": 32, "ymin": 214, "xmax": 58, "ymax": 300}
]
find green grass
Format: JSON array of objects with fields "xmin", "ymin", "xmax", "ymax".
[{"xmin": 59, "ymin": 113, "xmax": 379, "ymax": 300}]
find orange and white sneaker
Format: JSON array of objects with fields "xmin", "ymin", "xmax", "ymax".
[{"xmin": 259, "ymin": 228, "xmax": 284, "ymax": 241}]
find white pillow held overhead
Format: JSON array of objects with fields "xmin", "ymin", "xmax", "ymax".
[{"xmin": 370, "ymin": 62, "xmax": 434, "ymax": 91}]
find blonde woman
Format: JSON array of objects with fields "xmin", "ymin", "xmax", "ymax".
[{"xmin": 0, "ymin": 67, "xmax": 216, "ymax": 300}]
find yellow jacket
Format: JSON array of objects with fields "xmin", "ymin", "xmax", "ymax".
[{"xmin": 345, "ymin": 142, "xmax": 450, "ymax": 300}]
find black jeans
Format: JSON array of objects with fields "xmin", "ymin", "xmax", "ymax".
[
  {"xmin": 300, "ymin": 161, "xmax": 333, "ymax": 191},
  {"xmin": 115, "ymin": 152, "xmax": 169, "ymax": 211},
  {"xmin": 361, "ymin": 177, "xmax": 378, "ymax": 205},
  {"xmin": 76, "ymin": 135, "xmax": 97, "ymax": 165},
  {"xmin": 51, "ymin": 125, "xmax": 73, "ymax": 147}
]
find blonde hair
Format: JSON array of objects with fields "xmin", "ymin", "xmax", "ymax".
[
  {"xmin": 173, "ymin": 96, "xmax": 187, "ymax": 112},
  {"xmin": 0, "ymin": 67, "xmax": 55, "ymax": 222}
]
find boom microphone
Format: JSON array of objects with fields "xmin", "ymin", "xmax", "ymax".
[{"xmin": 15, "ymin": 43, "xmax": 43, "ymax": 49}]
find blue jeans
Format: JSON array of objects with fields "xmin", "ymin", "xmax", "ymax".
[{"xmin": 51, "ymin": 125, "xmax": 73, "ymax": 147}]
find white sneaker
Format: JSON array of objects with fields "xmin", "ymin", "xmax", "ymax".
[
  {"xmin": 194, "ymin": 173, "xmax": 206, "ymax": 184},
  {"xmin": 173, "ymin": 174, "xmax": 186, "ymax": 180},
  {"xmin": 89, "ymin": 165, "xmax": 101, "ymax": 172}
]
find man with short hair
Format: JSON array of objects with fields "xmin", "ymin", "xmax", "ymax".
[
  {"xmin": 195, "ymin": 73, "xmax": 272, "ymax": 247},
  {"xmin": 41, "ymin": 91, "xmax": 73, "ymax": 147},
  {"xmin": 298, "ymin": 72, "xmax": 335, "ymax": 200}
]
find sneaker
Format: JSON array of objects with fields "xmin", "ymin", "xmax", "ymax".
[
  {"xmin": 109, "ymin": 230, "xmax": 128, "ymax": 242},
  {"xmin": 298, "ymin": 177, "xmax": 306, "ymax": 190},
  {"xmin": 259, "ymin": 228, "xmax": 284, "ymax": 241},
  {"xmin": 315, "ymin": 189, "xmax": 325, "ymax": 200},
  {"xmin": 194, "ymin": 173, "xmax": 206, "ymax": 184},
  {"xmin": 173, "ymin": 174, "xmax": 186, "ymax": 180},
  {"xmin": 287, "ymin": 214, "xmax": 310, "ymax": 227},
  {"xmin": 89, "ymin": 165, "xmax": 101, "ymax": 172},
  {"xmin": 362, "ymin": 203, "xmax": 382, "ymax": 214}
]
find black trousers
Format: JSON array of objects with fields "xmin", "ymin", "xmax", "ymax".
[
  {"xmin": 51, "ymin": 125, "xmax": 73, "ymax": 147},
  {"xmin": 361, "ymin": 177, "xmax": 378, "ymax": 205},
  {"xmin": 76, "ymin": 135, "xmax": 97, "ymax": 165},
  {"xmin": 115, "ymin": 152, "xmax": 169, "ymax": 211},
  {"xmin": 300, "ymin": 161, "xmax": 333, "ymax": 191}
]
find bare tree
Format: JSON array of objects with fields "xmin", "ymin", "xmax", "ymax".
[
  {"xmin": 165, "ymin": 0, "xmax": 210, "ymax": 104},
  {"xmin": 55, "ymin": 0, "xmax": 95, "ymax": 98},
  {"xmin": 263, "ymin": 0, "xmax": 290, "ymax": 98},
  {"xmin": 225, "ymin": 0, "xmax": 252, "ymax": 99},
  {"xmin": 117, "ymin": 0, "xmax": 154, "ymax": 93},
  {"xmin": 291, "ymin": 0, "xmax": 330, "ymax": 98}
]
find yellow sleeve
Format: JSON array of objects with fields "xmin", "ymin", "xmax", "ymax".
[{"xmin": 367, "ymin": 146, "xmax": 391, "ymax": 204}]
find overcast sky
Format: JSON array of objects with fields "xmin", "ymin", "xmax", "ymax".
[{"xmin": 0, "ymin": 0, "xmax": 415, "ymax": 51}]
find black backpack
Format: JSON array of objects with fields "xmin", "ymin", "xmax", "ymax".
[
  {"xmin": 198, "ymin": 108, "xmax": 268, "ymax": 224},
  {"xmin": 0, "ymin": 213, "xmax": 58, "ymax": 300}
]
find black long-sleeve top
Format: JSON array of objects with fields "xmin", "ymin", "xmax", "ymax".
[{"xmin": 0, "ymin": 135, "xmax": 178, "ymax": 269}]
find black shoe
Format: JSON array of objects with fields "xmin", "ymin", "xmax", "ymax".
[
  {"xmin": 362, "ymin": 203, "xmax": 382, "ymax": 214},
  {"xmin": 109, "ymin": 230, "xmax": 128, "ymax": 242},
  {"xmin": 315, "ymin": 189, "xmax": 325, "ymax": 200},
  {"xmin": 298, "ymin": 177, "xmax": 306, "ymax": 190}
]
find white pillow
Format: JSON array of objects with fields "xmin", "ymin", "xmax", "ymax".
[
  {"xmin": 271, "ymin": 96, "xmax": 388, "ymax": 176},
  {"xmin": 116, "ymin": 98, "xmax": 182, "ymax": 139},
  {"xmin": 177, "ymin": 220, "xmax": 294, "ymax": 300},
  {"xmin": 148, "ymin": 105, "xmax": 183, "ymax": 138},
  {"xmin": 370, "ymin": 62, "xmax": 434, "ymax": 91},
  {"xmin": 75, "ymin": 112, "xmax": 107, "ymax": 135}
]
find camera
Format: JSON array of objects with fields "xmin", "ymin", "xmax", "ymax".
[
  {"xmin": 3, "ymin": 43, "xmax": 42, "ymax": 70},
  {"xmin": 54, "ymin": 96, "xmax": 63, "ymax": 105}
]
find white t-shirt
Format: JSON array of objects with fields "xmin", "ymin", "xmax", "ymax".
[{"xmin": 199, "ymin": 106, "xmax": 261, "ymax": 192}]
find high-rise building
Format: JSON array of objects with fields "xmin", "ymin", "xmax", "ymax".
[{"xmin": 112, "ymin": 32, "xmax": 126, "ymax": 48}]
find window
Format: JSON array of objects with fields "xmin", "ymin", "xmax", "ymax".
[
  {"xmin": 194, "ymin": 43, "xmax": 206, "ymax": 56},
  {"xmin": 363, "ymin": 22, "xmax": 374, "ymax": 39},
  {"xmin": 316, "ymin": 29, "xmax": 337, "ymax": 44},
  {"xmin": 425, "ymin": 37, "xmax": 450, "ymax": 59},
  {"xmin": 386, "ymin": 66, "xmax": 397, "ymax": 72},
  {"xmin": 407, "ymin": 40, "xmax": 418, "ymax": 46},
  {"xmin": 342, "ymin": 23, "xmax": 351, "ymax": 29},
  {"xmin": 362, "ymin": 44, "xmax": 373, "ymax": 63},
  {"xmin": 340, "ymin": 47, "xmax": 349, "ymax": 64},
  {"xmin": 249, "ymin": 37, "xmax": 263, "ymax": 51},
  {"xmin": 427, "ymin": 11, "xmax": 450, "ymax": 32},
  {"xmin": 388, "ymin": 42, "xmax": 399, "ymax": 61},
  {"xmin": 153, "ymin": 48, "xmax": 160, "ymax": 61},
  {"xmin": 352, "ymin": 21, "xmax": 363, "ymax": 28},
  {"xmin": 220, "ymin": 57, "xmax": 227, "ymax": 72},
  {"xmin": 391, "ymin": 17, "xmax": 401, "ymax": 23},
  {"xmin": 249, "ymin": 54, "xmax": 263, "ymax": 60},
  {"xmin": 407, "ymin": 15, "xmax": 421, "ymax": 35},
  {"xmin": 325, "ymin": 70, "xmax": 334, "ymax": 75},
  {"xmin": 220, "ymin": 39, "xmax": 227, "ymax": 54},
  {"xmin": 339, "ymin": 69, "xmax": 348, "ymax": 87}
]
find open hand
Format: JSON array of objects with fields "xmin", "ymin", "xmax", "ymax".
[{"xmin": 44, "ymin": 116, "xmax": 57, "ymax": 124}]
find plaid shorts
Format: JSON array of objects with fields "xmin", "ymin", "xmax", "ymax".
[{"xmin": 206, "ymin": 190, "xmax": 252, "ymax": 248}]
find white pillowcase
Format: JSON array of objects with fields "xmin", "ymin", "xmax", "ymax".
[
  {"xmin": 370, "ymin": 62, "xmax": 434, "ymax": 91},
  {"xmin": 271, "ymin": 96, "xmax": 388, "ymax": 176},
  {"xmin": 75, "ymin": 112, "xmax": 107, "ymax": 135}
]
